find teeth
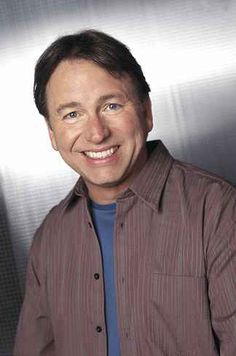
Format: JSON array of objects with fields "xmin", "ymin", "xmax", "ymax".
[{"xmin": 85, "ymin": 147, "xmax": 117, "ymax": 159}]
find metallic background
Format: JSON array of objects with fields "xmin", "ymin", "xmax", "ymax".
[{"xmin": 0, "ymin": 0, "xmax": 236, "ymax": 354}]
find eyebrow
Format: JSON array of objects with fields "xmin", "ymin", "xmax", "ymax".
[
  {"xmin": 56, "ymin": 101, "xmax": 82, "ymax": 115},
  {"xmin": 97, "ymin": 93, "xmax": 128, "ymax": 105},
  {"xmin": 56, "ymin": 92, "xmax": 128, "ymax": 115}
]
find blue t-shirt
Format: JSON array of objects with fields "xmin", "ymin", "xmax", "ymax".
[{"xmin": 90, "ymin": 201, "xmax": 120, "ymax": 356}]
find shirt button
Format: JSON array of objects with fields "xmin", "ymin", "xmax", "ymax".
[
  {"xmin": 96, "ymin": 326, "xmax": 102, "ymax": 333},
  {"xmin": 94, "ymin": 273, "xmax": 100, "ymax": 280},
  {"xmin": 88, "ymin": 222, "xmax": 92, "ymax": 228}
]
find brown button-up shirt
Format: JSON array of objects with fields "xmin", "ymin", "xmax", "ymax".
[{"xmin": 14, "ymin": 141, "xmax": 236, "ymax": 356}]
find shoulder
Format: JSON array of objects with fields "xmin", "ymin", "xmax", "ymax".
[
  {"xmin": 171, "ymin": 159, "xmax": 236, "ymax": 198},
  {"xmin": 30, "ymin": 183, "xmax": 82, "ymax": 256},
  {"xmin": 169, "ymin": 159, "xmax": 236, "ymax": 239}
]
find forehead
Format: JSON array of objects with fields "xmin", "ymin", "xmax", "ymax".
[{"xmin": 46, "ymin": 59, "xmax": 135, "ymax": 99}]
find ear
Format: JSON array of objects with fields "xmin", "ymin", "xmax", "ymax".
[
  {"xmin": 143, "ymin": 97, "xmax": 153, "ymax": 132},
  {"xmin": 47, "ymin": 122, "xmax": 58, "ymax": 151}
]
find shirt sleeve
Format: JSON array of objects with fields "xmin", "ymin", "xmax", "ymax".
[
  {"xmin": 206, "ymin": 190, "xmax": 236, "ymax": 355},
  {"xmin": 14, "ymin": 226, "xmax": 55, "ymax": 356}
]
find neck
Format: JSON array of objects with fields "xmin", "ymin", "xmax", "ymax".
[{"xmin": 88, "ymin": 184, "xmax": 128, "ymax": 205}]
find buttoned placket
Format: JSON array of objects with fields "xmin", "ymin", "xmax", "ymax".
[
  {"xmin": 114, "ymin": 196, "xmax": 138, "ymax": 355},
  {"xmin": 86, "ymin": 206, "xmax": 107, "ymax": 355}
]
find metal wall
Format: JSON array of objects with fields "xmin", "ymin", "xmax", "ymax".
[{"xmin": 1, "ymin": 0, "xmax": 236, "ymax": 354}]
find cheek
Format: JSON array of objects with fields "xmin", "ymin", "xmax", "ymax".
[
  {"xmin": 115, "ymin": 115, "xmax": 143, "ymax": 136},
  {"xmin": 53, "ymin": 127, "xmax": 81, "ymax": 151},
  {"xmin": 53, "ymin": 132, "xmax": 69, "ymax": 150},
  {"xmin": 128, "ymin": 119, "xmax": 149, "ymax": 141}
]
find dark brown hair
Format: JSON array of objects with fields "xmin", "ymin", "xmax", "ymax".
[{"xmin": 34, "ymin": 29, "xmax": 150, "ymax": 119}]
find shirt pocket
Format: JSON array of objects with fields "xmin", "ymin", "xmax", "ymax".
[{"xmin": 149, "ymin": 273, "xmax": 218, "ymax": 356}]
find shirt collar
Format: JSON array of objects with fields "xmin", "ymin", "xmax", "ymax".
[
  {"xmin": 68, "ymin": 140, "xmax": 174, "ymax": 211},
  {"xmin": 128, "ymin": 140, "xmax": 174, "ymax": 210}
]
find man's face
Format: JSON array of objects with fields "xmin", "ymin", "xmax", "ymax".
[{"xmin": 46, "ymin": 59, "xmax": 153, "ymax": 201}]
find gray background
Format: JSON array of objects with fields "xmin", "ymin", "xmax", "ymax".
[{"xmin": 0, "ymin": 0, "xmax": 236, "ymax": 354}]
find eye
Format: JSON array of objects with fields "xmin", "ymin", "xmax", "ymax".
[
  {"xmin": 105, "ymin": 103, "xmax": 122, "ymax": 112},
  {"xmin": 64, "ymin": 111, "xmax": 78, "ymax": 119},
  {"xmin": 62, "ymin": 111, "xmax": 81, "ymax": 123}
]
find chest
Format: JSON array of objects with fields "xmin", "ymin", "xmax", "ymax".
[{"xmin": 45, "ymin": 197, "xmax": 215, "ymax": 355}]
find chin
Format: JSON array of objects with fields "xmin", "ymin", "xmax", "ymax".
[
  {"xmin": 91, "ymin": 178, "xmax": 121, "ymax": 188},
  {"xmin": 85, "ymin": 173, "xmax": 127, "ymax": 188}
]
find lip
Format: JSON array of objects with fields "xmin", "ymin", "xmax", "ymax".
[
  {"xmin": 82, "ymin": 145, "xmax": 119, "ymax": 164},
  {"xmin": 83, "ymin": 145, "xmax": 119, "ymax": 157},
  {"xmin": 83, "ymin": 145, "xmax": 119, "ymax": 152}
]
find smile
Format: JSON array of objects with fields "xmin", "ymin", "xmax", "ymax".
[{"xmin": 84, "ymin": 146, "xmax": 118, "ymax": 159}]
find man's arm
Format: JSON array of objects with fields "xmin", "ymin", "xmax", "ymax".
[
  {"xmin": 14, "ymin": 229, "xmax": 55, "ymax": 356},
  {"xmin": 207, "ymin": 191, "xmax": 236, "ymax": 355}
]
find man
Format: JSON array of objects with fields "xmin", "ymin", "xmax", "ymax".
[{"xmin": 14, "ymin": 30, "xmax": 236, "ymax": 355}]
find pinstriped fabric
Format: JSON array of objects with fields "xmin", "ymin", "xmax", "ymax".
[{"xmin": 14, "ymin": 141, "xmax": 236, "ymax": 356}]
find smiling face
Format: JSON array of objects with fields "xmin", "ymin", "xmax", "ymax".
[{"xmin": 46, "ymin": 59, "xmax": 153, "ymax": 203}]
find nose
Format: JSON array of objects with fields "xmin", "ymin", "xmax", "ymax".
[{"xmin": 85, "ymin": 115, "xmax": 110, "ymax": 144}]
